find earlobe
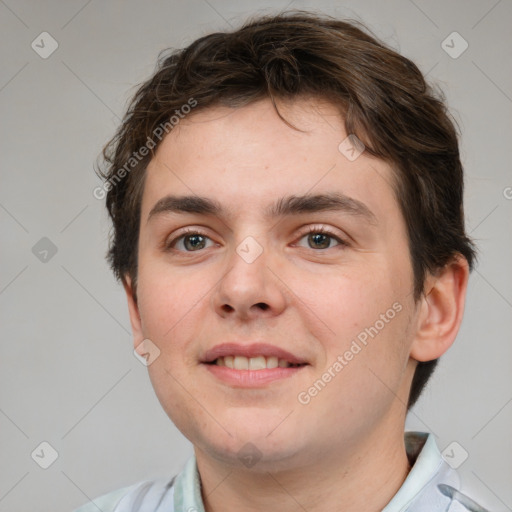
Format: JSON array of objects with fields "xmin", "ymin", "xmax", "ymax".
[
  {"xmin": 122, "ymin": 275, "xmax": 144, "ymax": 350},
  {"xmin": 410, "ymin": 254, "xmax": 470, "ymax": 362}
]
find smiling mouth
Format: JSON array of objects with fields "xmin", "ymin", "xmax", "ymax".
[{"xmin": 206, "ymin": 355, "xmax": 306, "ymax": 370}]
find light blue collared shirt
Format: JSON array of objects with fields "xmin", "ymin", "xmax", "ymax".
[{"xmin": 73, "ymin": 431, "xmax": 491, "ymax": 512}]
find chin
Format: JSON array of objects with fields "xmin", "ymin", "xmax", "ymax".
[{"xmin": 198, "ymin": 434, "xmax": 305, "ymax": 473}]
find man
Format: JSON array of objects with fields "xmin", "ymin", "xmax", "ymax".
[{"xmin": 77, "ymin": 11, "xmax": 490, "ymax": 512}]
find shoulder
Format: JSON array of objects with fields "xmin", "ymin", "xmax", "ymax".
[
  {"xmin": 73, "ymin": 483, "xmax": 139, "ymax": 512},
  {"xmin": 73, "ymin": 477, "xmax": 175, "ymax": 512},
  {"xmin": 391, "ymin": 432, "xmax": 494, "ymax": 512}
]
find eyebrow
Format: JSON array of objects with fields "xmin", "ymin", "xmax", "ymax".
[{"xmin": 147, "ymin": 192, "xmax": 377, "ymax": 225}]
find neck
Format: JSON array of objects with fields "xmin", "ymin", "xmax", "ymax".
[{"xmin": 195, "ymin": 425, "xmax": 411, "ymax": 512}]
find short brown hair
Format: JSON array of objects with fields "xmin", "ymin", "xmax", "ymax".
[{"xmin": 97, "ymin": 11, "xmax": 477, "ymax": 410}]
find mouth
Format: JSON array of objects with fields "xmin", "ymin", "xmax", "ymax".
[
  {"xmin": 201, "ymin": 343, "xmax": 310, "ymax": 387},
  {"xmin": 205, "ymin": 355, "xmax": 306, "ymax": 370}
]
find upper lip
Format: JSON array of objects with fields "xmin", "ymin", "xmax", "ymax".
[{"xmin": 201, "ymin": 343, "xmax": 309, "ymax": 365}]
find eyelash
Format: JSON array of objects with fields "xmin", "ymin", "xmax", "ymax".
[
  {"xmin": 296, "ymin": 225, "xmax": 348, "ymax": 250},
  {"xmin": 164, "ymin": 225, "xmax": 348, "ymax": 253}
]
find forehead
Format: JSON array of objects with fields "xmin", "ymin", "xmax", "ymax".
[{"xmin": 141, "ymin": 98, "xmax": 400, "ymax": 227}]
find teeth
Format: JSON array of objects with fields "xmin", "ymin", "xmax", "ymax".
[
  {"xmin": 214, "ymin": 355, "xmax": 299, "ymax": 370},
  {"xmin": 266, "ymin": 356, "xmax": 278, "ymax": 368},
  {"xmin": 233, "ymin": 356, "xmax": 249, "ymax": 370},
  {"xmin": 249, "ymin": 356, "xmax": 266, "ymax": 370}
]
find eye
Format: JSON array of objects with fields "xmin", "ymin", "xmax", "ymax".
[
  {"xmin": 164, "ymin": 225, "xmax": 348, "ymax": 253},
  {"xmin": 165, "ymin": 228, "xmax": 215, "ymax": 252},
  {"xmin": 295, "ymin": 225, "xmax": 348, "ymax": 250}
]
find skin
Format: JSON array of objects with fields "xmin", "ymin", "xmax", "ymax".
[{"xmin": 123, "ymin": 97, "xmax": 469, "ymax": 512}]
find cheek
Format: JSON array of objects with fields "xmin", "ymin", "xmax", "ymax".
[
  {"xmin": 312, "ymin": 265, "xmax": 411, "ymax": 379},
  {"xmin": 136, "ymin": 267, "xmax": 206, "ymax": 422},
  {"xmin": 135, "ymin": 260, "xmax": 223, "ymax": 382},
  {"xmin": 304, "ymin": 301, "xmax": 412, "ymax": 428},
  {"xmin": 137, "ymin": 259, "xmax": 199, "ymax": 333},
  {"xmin": 316, "ymin": 267, "xmax": 394, "ymax": 333}
]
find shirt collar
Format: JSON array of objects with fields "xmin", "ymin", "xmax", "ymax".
[
  {"xmin": 382, "ymin": 431, "xmax": 458, "ymax": 511},
  {"xmin": 173, "ymin": 454, "xmax": 206, "ymax": 512}
]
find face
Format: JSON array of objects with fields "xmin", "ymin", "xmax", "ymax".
[{"xmin": 126, "ymin": 97, "xmax": 422, "ymax": 471}]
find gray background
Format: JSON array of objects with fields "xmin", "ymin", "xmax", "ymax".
[{"xmin": 0, "ymin": 1, "xmax": 511, "ymax": 511}]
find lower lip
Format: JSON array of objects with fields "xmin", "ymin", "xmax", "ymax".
[{"xmin": 203, "ymin": 363, "xmax": 307, "ymax": 387}]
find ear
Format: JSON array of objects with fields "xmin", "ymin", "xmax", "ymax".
[
  {"xmin": 410, "ymin": 254, "xmax": 470, "ymax": 362},
  {"xmin": 122, "ymin": 274, "xmax": 144, "ymax": 350}
]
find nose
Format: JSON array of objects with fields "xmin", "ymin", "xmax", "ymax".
[{"xmin": 211, "ymin": 237, "xmax": 288, "ymax": 321}]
